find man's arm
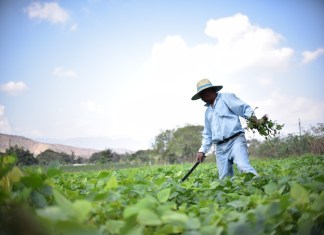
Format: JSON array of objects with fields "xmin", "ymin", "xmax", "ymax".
[
  {"xmin": 223, "ymin": 93, "xmax": 254, "ymax": 119},
  {"xmin": 197, "ymin": 113, "xmax": 212, "ymax": 162}
]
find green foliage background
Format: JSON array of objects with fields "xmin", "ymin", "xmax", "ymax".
[
  {"xmin": 248, "ymin": 123, "xmax": 324, "ymax": 158},
  {"xmin": 152, "ymin": 125, "xmax": 203, "ymax": 164},
  {"xmin": 0, "ymin": 154, "xmax": 323, "ymax": 235}
]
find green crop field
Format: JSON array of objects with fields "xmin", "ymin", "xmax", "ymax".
[{"xmin": 1, "ymin": 155, "xmax": 323, "ymax": 235}]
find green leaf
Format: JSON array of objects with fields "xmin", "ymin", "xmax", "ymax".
[
  {"xmin": 72, "ymin": 200, "xmax": 92, "ymax": 222},
  {"xmin": 263, "ymin": 181, "xmax": 277, "ymax": 195},
  {"xmin": 121, "ymin": 225, "xmax": 143, "ymax": 235},
  {"xmin": 21, "ymin": 173, "xmax": 44, "ymax": 189},
  {"xmin": 97, "ymin": 171, "xmax": 110, "ymax": 179},
  {"xmin": 227, "ymin": 200, "xmax": 248, "ymax": 209},
  {"xmin": 228, "ymin": 222, "xmax": 254, "ymax": 235},
  {"xmin": 297, "ymin": 213, "xmax": 312, "ymax": 235},
  {"xmin": 104, "ymin": 175, "xmax": 118, "ymax": 190},
  {"xmin": 137, "ymin": 209, "xmax": 162, "ymax": 226},
  {"xmin": 290, "ymin": 183, "xmax": 309, "ymax": 205},
  {"xmin": 311, "ymin": 192, "xmax": 324, "ymax": 212},
  {"xmin": 0, "ymin": 155, "xmax": 17, "ymax": 178},
  {"xmin": 31, "ymin": 190, "xmax": 48, "ymax": 208},
  {"xmin": 157, "ymin": 188, "xmax": 171, "ymax": 202},
  {"xmin": 161, "ymin": 211, "xmax": 188, "ymax": 225},
  {"xmin": 7, "ymin": 166, "xmax": 24, "ymax": 183},
  {"xmin": 53, "ymin": 190, "xmax": 75, "ymax": 217},
  {"xmin": 124, "ymin": 205, "xmax": 140, "ymax": 218},
  {"xmin": 185, "ymin": 217, "xmax": 201, "ymax": 229},
  {"xmin": 266, "ymin": 202, "xmax": 282, "ymax": 217},
  {"xmin": 124, "ymin": 196, "xmax": 158, "ymax": 219},
  {"xmin": 136, "ymin": 196, "xmax": 157, "ymax": 209},
  {"xmin": 201, "ymin": 225, "xmax": 223, "ymax": 235},
  {"xmin": 55, "ymin": 220, "xmax": 100, "ymax": 235},
  {"xmin": 36, "ymin": 206, "xmax": 68, "ymax": 222},
  {"xmin": 106, "ymin": 220, "xmax": 125, "ymax": 234}
]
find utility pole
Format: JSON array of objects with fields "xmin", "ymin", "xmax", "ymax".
[{"xmin": 298, "ymin": 119, "xmax": 302, "ymax": 138}]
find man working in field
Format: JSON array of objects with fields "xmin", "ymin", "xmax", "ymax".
[{"xmin": 192, "ymin": 79, "xmax": 258, "ymax": 179}]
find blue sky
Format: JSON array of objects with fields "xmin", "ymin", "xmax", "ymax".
[{"xmin": 0, "ymin": 0, "xmax": 323, "ymax": 151}]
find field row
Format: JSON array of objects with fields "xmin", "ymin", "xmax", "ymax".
[{"xmin": 1, "ymin": 155, "xmax": 323, "ymax": 234}]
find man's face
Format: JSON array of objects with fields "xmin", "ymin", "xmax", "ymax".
[{"xmin": 200, "ymin": 88, "xmax": 216, "ymax": 104}]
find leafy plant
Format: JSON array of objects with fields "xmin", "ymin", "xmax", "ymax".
[
  {"xmin": 246, "ymin": 108, "xmax": 284, "ymax": 139},
  {"xmin": 1, "ymin": 154, "xmax": 323, "ymax": 234}
]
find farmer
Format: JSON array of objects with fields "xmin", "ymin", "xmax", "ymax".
[{"xmin": 192, "ymin": 78, "xmax": 258, "ymax": 179}]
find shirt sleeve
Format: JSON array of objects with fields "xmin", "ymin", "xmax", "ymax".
[
  {"xmin": 223, "ymin": 93, "xmax": 254, "ymax": 119},
  {"xmin": 198, "ymin": 112, "xmax": 213, "ymax": 153}
]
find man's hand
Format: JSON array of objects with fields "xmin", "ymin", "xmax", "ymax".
[
  {"xmin": 249, "ymin": 115, "xmax": 260, "ymax": 125},
  {"xmin": 196, "ymin": 152, "xmax": 205, "ymax": 163}
]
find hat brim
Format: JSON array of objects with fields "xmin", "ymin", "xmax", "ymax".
[{"xmin": 191, "ymin": 85, "xmax": 223, "ymax": 100}]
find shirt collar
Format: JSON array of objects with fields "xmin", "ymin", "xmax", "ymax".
[{"xmin": 204, "ymin": 92, "xmax": 220, "ymax": 108}]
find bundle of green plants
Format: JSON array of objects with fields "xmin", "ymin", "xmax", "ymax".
[{"xmin": 246, "ymin": 108, "xmax": 284, "ymax": 139}]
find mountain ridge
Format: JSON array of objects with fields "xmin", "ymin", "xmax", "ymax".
[{"xmin": 0, "ymin": 133, "xmax": 132, "ymax": 158}]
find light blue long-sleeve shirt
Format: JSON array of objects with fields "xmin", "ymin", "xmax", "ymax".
[{"xmin": 199, "ymin": 92, "xmax": 254, "ymax": 153}]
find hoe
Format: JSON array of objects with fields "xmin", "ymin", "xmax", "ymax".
[{"xmin": 181, "ymin": 154, "xmax": 205, "ymax": 182}]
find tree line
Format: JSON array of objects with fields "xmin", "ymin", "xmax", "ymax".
[
  {"xmin": 248, "ymin": 123, "xmax": 324, "ymax": 158},
  {"xmin": 1, "ymin": 123, "xmax": 323, "ymax": 166},
  {"xmin": 0, "ymin": 146, "xmax": 121, "ymax": 166},
  {"xmin": 133, "ymin": 123, "xmax": 324, "ymax": 163}
]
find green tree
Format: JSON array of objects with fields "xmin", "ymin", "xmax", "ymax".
[
  {"xmin": 36, "ymin": 149, "xmax": 73, "ymax": 165},
  {"xmin": 90, "ymin": 149, "xmax": 118, "ymax": 164},
  {"xmin": 308, "ymin": 123, "xmax": 324, "ymax": 154},
  {"xmin": 152, "ymin": 129, "xmax": 174, "ymax": 155},
  {"xmin": 5, "ymin": 145, "xmax": 38, "ymax": 166},
  {"xmin": 167, "ymin": 125, "xmax": 203, "ymax": 162},
  {"xmin": 247, "ymin": 139, "xmax": 262, "ymax": 157},
  {"xmin": 152, "ymin": 125, "xmax": 203, "ymax": 164},
  {"xmin": 129, "ymin": 149, "xmax": 156, "ymax": 164}
]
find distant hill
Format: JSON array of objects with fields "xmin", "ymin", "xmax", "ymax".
[
  {"xmin": 0, "ymin": 133, "xmax": 99, "ymax": 159},
  {"xmin": 36, "ymin": 136, "xmax": 138, "ymax": 154}
]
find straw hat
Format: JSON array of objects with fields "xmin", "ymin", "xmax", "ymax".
[{"xmin": 191, "ymin": 79, "xmax": 223, "ymax": 100}]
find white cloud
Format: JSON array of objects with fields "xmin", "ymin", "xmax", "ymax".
[
  {"xmin": 206, "ymin": 13, "xmax": 294, "ymax": 69},
  {"xmin": 138, "ymin": 12, "xmax": 295, "ymax": 127},
  {"xmin": 53, "ymin": 67, "xmax": 77, "ymax": 78},
  {"xmin": 146, "ymin": 13, "xmax": 294, "ymax": 85},
  {"xmin": 0, "ymin": 105, "xmax": 12, "ymax": 134},
  {"xmin": 205, "ymin": 13, "xmax": 251, "ymax": 42},
  {"xmin": 302, "ymin": 48, "xmax": 324, "ymax": 64},
  {"xmin": 0, "ymin": 81, "xmax": 27, "ymax": 95},
  {"xmin": 24, "ymin": 2, "xmax": 69, "ymax": 24},
  {"xmin": 80, "ymin": 101, "xmax": 105, "ymax": 114}
]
